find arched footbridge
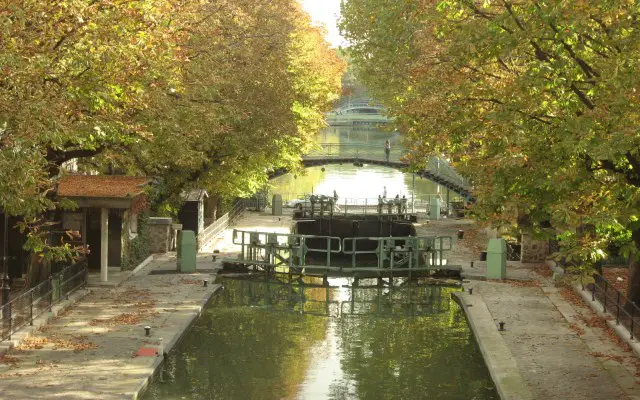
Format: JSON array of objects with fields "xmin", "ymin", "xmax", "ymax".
[{"xmin": 270, "ymin": 143, "xmax": 472, "ymax": 197}]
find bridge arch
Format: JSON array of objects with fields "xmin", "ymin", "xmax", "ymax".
[{"xmin": 269, "ymin": 144, "xmax": 471, "ymax": 198}]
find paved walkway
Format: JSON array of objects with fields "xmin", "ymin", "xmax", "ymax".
[
  {"xmin": 0, "ymin": 254, "xmax": 220, "ymax": 400},
  {"xmin": 422, "ymin": 218, "xmax": 640, "ymax": 399}
]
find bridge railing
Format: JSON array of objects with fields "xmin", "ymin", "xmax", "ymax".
[
  {"xmin": 306, "ymin": 143, "xmax": 403, "ymax": 162},
  {"xmin": 336, "ymin": 102, "xmax": 385, "ymax": 111},
  {"xmin": 304, "ymin": 143, "xmax": 470, "ymax": 191}
]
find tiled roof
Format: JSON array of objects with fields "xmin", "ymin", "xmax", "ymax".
[{"xmin": 58, "ymin": 175, "xmax": 151, "ymax": 199}]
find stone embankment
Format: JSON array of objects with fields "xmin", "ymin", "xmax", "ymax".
[
  {"xmin": 418, "ymin": 218, "xmax": 640, "ymax": 400},
  {"xmin": 0, "ymin": 254, "xmax": 220, "ymax": 400}
]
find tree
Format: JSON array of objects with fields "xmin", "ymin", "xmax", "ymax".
[
  {"xmin": 1, "ymin": 0, "xmax": 343, "ymax": 275},
  {"xmin": 340, "ymin": 1, "xmax": 640, "ymax": 301},
  {"xmin": 0, "ymin": 0, "xmax": 185, "ymax": 268},
  {"xmin": 106, "ymin": 0, "xmax": 345, "ymax": 213}
]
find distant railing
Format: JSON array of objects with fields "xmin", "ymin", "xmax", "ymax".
[
  {"xmin": 1, "ymin": 261, "xmax": 87, "ymax": 341},
  {"xmin": 197, "ymin": 199, "xmax": 246, "ymax": 250},
  {"xmin": 584, "ymin": 273, "xmax": 640, "ymax": 340},
  {"xmin": 276, "ymin": 194, "xmax": 465, "ymax": 215}
]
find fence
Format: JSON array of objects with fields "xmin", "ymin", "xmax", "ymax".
[
  {"xmin": 1, "ymin": 261, "xmax": 87, "ymax": 341},
  {"xmin": 585, "ymin": 273, "xmax": 640, "ymax": 340},
  {"xmin": 197, "ymin": 199, "xmax": 246, "ymax": 250},
  {"xmin": 273, "ymin": 194, "xmax": 465, "ymax": 216},
  {"xmin": 226, "ymin": 229, "xmax": 457, "ymax": 273}
]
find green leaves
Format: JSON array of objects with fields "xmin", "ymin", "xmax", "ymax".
[{"xmin": 341, "ymin": 0, "xmax": 640, "ymax": 267}]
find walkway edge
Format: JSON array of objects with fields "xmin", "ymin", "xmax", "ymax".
[
  {"xmin": 452, "ymin": 291, "xmax": 533, "ymax": 400},
  {"xmin": 132, "ymin": 284, "xmax": 224, "ymax": 400}
]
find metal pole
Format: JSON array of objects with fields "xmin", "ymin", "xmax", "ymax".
[
  {"xmin": 2, "ymin": 212, "xmax": 7, "ymax": 284},
  {"xmin": 412, "ymin": 173, "xmax": 415, "ymax": 214}
]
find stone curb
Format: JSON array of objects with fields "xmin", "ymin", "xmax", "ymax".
[
  {"xmin": 131, "ymin": 254, "xmax": 155, "ymax": 276},
  {"xmin": 0, "ymin": 287, "xmax": 91, "ymax": 357},
  {"xmin": 130, "ymin": 284, "xmax": 223, "ymax": 400},
  {"xmin": 452, "ymin": 291, "xmax": 533, "ymax": 400},
  {"xmin": 573, "ymin": 284, "xmax": 640, "ymax": 359}
]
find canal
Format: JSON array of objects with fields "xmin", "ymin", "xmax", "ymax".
[
  {"xmin": 269, "ymin": 126, "xmax": 456, "ymax": 204},
  {"xmin": 142, "ymin": 276, "xmax": 498, "ymax": 400}
]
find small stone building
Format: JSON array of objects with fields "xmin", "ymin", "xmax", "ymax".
[
  {"xmin": 57, "ymin": 175, "xmax": 151, "ymax": 282},
  {"xmin": 179, "ymin": 190, "xmax": 208, "ymax": 235}
]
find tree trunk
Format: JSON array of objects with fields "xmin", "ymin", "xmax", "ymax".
[{"xmin": 626, "ymin": 228, "xmax": 640, "ymax": 305}]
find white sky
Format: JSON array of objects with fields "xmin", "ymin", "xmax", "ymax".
[{"xmin": 300, "ymin": 0, "xmax": 346, "ymax": 47}]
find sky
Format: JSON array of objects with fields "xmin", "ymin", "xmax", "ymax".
[{"xmin": 300, "ymin": 0, "xmax": 346, "ymax": 47}]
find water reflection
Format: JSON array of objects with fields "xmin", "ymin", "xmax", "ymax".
[{"xmin": 142, "ymin": 276, "xmax": 498, "ymax": 400}]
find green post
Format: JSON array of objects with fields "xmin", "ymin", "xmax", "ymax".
[
  {"xmin": 178, "ymin": 230, "xmax": 197, "ymax": 273},
  {"xmin": 430, "ymin": 198, "xmax": 440, "ymax": 220},
  {"xmin": 487, "ymin": 238, "xmax": 507, "ymax": 279},
  {"xmin": 272, "ymin": 194, "xmax": 282, "ymax": 216}
]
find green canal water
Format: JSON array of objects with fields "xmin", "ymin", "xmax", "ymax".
[
  {"xmin": 142, "ymin": 276, "xmax": 498, "ymax": 400},
  {"xmin": 269, "ymin": 126, "xmax": 451, "ymax": 203}
]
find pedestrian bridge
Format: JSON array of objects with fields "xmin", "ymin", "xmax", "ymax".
[
  {"xmin": 337, "ymin": 102, "xmax": 386, "ymax": 114},
  {"xmin": 270, "ymin": 143, "xmax": 471, "ymax": 197},
  {"xmin": 326, "ymin": 102, "xmax": 391, "ymax": 126}
]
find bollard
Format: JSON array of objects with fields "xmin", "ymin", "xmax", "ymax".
[
  {"xmin": 470, "ymin": 261, "xmax": 474, "ymax": 268},
  {"xmin": 468, "ymin": 288, "xmax": 473, "ymax": 295},
  {"xmin": 457, "ymin": 230, "xmax": 464, "ymax": 239},
  {"xmin": 203, "ymin": 279, "xmax": 209, "ymax": 287},
  {"xmin": 145, "ymin": 326, "xmax": 151, "ymax": 336},
  {"xmin": 498, "ymin": 321, "xmax": 505, "ymax": 331}
]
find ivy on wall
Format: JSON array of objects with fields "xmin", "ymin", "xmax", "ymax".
[{"xmin": 121, "ymin": 213, "xmax": 150, "ymax": 270}]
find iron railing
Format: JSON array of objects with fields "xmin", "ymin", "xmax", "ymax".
[
  {"xmin": 197, "ymin": 199, "xmax": 246, "ymax": 250},
  {"xmin": 584, "ymin": 273, "xmax": 640, "ymax": 340},
  {"xmin": 278, "ymin": 194, "xmax": 466, "ymax": 218},
  {"xmin": 226, "ymin": 229, "xmax": 457, "ymax": 273},
  {"xmin": 0, "ymin": 261, "xmax": 87, "ymax": 341}
]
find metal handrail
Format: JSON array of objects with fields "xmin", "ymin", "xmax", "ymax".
[
  {"xmin": 584, "ymin": 273, "xmax": 640, "ymax": 340},
  {"xmin": 197, "ymin": 199, "xmax": 246, "ymax": 250},
  {"xmin": 1, "ymin": 261, "xmax": 87, "ymax": 341}
]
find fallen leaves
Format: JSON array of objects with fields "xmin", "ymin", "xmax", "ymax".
[
  {"xmin": 532, "ymin": 263, "xmax": 553, "ymax": 278},
  {"xmin": 16, "ymin": 334, "xmax": 98, "ymax": 353},
  {"xmin": 89, "ymin": 287, "xmax": 159, "ymax": 326},
  {"xmin": 560, "ymin": 288, "xmax": 586, "ymax": 309},
  {"xmin": 568, "ymin": 323, "xmax": 585, "ymax": 336},
  {"xmin": 487, "ymin": 278, "xmax": 541, "ymax": 287},
  {"xmin": 89, "ymin": 309, "xmax": 158, "ymax": 326},
  {"xmin": 0, "ymin": 354, "xmax": 20, "ymax": 366},
  {"xmin": 602, "ymin": 267, "xmax": 628, "ymax": 296},
  {"xmin": 588, "ymin": 351, "xmax": 625, "ymax": 364},
  {"xmin": 180, "ymin": 279, "xmax": 202, "ymax": 285}
]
